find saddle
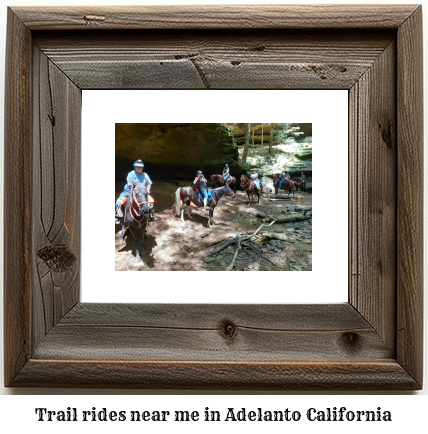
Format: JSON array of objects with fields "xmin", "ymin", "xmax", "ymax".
[{"xmin": 194, "ymin": 188, "xmax": 213, "ymax": 203}]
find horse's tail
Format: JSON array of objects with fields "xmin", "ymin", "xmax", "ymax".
[{"xmin": 174, "ymin": 187, "xmax": 182, "ymax": 216}]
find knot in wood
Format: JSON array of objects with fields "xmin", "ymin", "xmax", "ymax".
[
  {"xmin": 37, "ymin": 245, "xmax": 76, "ymax": 272},
  {"xmin": 219, "ymin": 320, "xmax": 238, "ymax": 340},
  {"xmin": 341, "ymin": 332, "xmax": 361, "ymax": 350}
]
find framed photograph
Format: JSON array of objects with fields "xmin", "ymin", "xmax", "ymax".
[
  {"xmin": 4, "ymin": 5, "xmax": 423, "ymax": 389},
  {"xmin": 111, "ymin": 120, "xmax": 315, "ymax": 272},
  {"xmin": 81, "ymin": 90, "xmax": 348, "ymax": 305}
]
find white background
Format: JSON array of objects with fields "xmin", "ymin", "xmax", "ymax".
[
  {"xmin": 82, "ymin": 89, "xmax": 348, "ymax": 304},
  {"xmin": 0, "ymin": 0, "xmax": 426, "ymax": 429}
]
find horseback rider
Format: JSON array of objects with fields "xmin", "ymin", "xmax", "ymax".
[
  {"xmin": 193, "ymin": 170, "xmax": 211, "ymax": 210},
  {"xmin": 278, "ymin": 169, "xmax": 286, "ymax": 189},
  {"xmin": 115, "ymin": 159, "xmax": 156, "ymax": 223},
  {"xmin": 300, "ymin": 172, "xmax": 306, "ymax": 184},
  {"xmin": 250, "ymin": 169, "xmax": 261, "ymax": 191},
  {"xmin": 222, "ymin": 163, "xmax": 231, "ymax": 184}
]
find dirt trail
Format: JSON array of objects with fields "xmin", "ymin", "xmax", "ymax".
[{"xmin": 115, "ymin": 183, "xmax": 312, "ymax": 272}]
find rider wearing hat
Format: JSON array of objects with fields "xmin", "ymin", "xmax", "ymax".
[
  {"xmin": 115, "ymin": 159, "xmax": 156, "ymax": 222},
  {"xmin": 222, "ymin": 163, "xmax": 231, "ymax": 184},
  {"xmin": 250, "ymin": 168, "xmax": 261, "ymax": 191},
  {"xmin": 193, "ymin": 170, "xmax": 210, "ymax": 210}
]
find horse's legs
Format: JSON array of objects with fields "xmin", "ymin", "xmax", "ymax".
[
  {"xmin": 208, "ymin": 208, "xmax": 214, "ymax": 227},
  {"xmin": 187, "ymin": 206, "xmax": 193, "ymax": 219},
  {"xmin": 129, "ymin": 227, "xmax": 143, "ymax": 263},
  {"xmin": 120, "ymin": 223, "xmax": 126, "ymax": 241},
  {"xmin": 180, "ymin": 202, "xmax": 189, "ymax": 223},
  {"xmin": 135, "ymin": 243, "xmax": 141, "ymax": 262}
]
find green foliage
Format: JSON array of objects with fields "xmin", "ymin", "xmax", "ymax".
[
  {"xmin": 218, "ymin": 123, "xmax": 237, "ymax": 147},
  {"xmin": 274, "ymin": 123, "xmax": 304, "ymax": 141}
]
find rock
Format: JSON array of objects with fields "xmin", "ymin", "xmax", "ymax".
[
  {"xmin": 295, "ymin": 151, "xmax": 312, "ymax": 161},
  {"xmin": 286, "ymin": 228, "xmax": 295, "ymax": 233},
  {"xmin": 256, "ymin": 211, "xmax": 266, "ymax": 218},
  {"xmin": 276, "ymin": 214, "xmax": 311, "ymax": 224},
  {"xmin": 217, "ymin": 255, "xmax": 223, "ymax": 259},
  {"xmin": 262, "ymin": 232, "xmax": 288, "ymax": 241},
  {"xmin": 116, "ymin": 123, "xmax": 246, "ymax": 179},
  {"xmin": 293, "ymin": 265, "xmax": 302, "ymax": 271},
  {"xmin": 253, "ymin": 262, "xmax": 260, "ymax": 271},
  {"xmin": 289, "ymin": 258, "xmax": 296, "ymax": 263},
  {"xmin": 204, "ymin": 257, "xmax": 217, "ymax": 263},
  {"xmin": 269, "ymin": 240, "xmax": 279, "ymax": 246}
]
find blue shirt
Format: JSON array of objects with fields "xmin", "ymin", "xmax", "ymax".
[
  {"xmin": 280, "ymin": 173, "xmax": 286, "ymax": 179},
  {"xmin": 123, "ymin": 170, "xmax": 152, "ymax": 194}
]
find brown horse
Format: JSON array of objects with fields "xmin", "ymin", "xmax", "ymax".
[
  {"xmin": 175, "ymin": 185, "xmax": 235, "ymax": 227},
  {"xmin": 210, "ymin": 174, "xmax": 237, "ymax": 194},
  {"xmin": 240, "ymin": 175, "xmax": 264, "ymax": 205},
  {"xmin": 272, "ymin": 174, "xmax": 297, "ymax": 195},
  {"xmin": 293, "ymin": 177, "xmax": 306, "ymax": 193}
]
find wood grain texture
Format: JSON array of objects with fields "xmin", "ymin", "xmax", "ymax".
[
  {"xmin": 32, "ymin": 304, "xmax": 392, "ymax": 362},
  {"xmin": 396, "ymin": 6, "xmax": 423, "ymax": 387},
  {"xmin": 31, "ymin": 46, "xmax": 81, "ymax": 348},
  {"xmin": 11, "ymin": 5, "xmax": 419, "ymax": 30},
  {"xmin": 349, "ymin": 40, "xmax": 397, "ymax": 351},
  {"xmin": 3, "ymin": 6, "xmax": 423, "ymax": 390},
  {"xmin": 12, "ymin": 361, "xmax": 419, "ymax": 390},
  {"xmin": 34, "ymin": 31, "xmax": 394, "ymax": 90},
  {"xmin": 3, "ymin": 8, "xmax": 32, "ymax": 388}
]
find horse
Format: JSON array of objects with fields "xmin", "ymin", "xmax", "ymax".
[
  {"xmin": 118, "ymin": 182, "xmax": 150, "ymax": 263},
  {"xmin": 210, "ymin": 174, "xmax": 237, "ymax": 194},
  {"xmin": 175, "ymin": 185, "xmax": 235, "ymax": 227},
  {"xmin": 240, "ymin": 175, "xmax": 264, "ymax": 205},
  {"xmin": 293, "ymin": 177, "xmax": 306, "ymax": 193},
  {"xmin": 272, "ymin": 174, "xmax": 297, "ymax": 195}
]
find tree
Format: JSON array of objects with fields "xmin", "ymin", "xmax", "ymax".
[
  {"xmin": 242, "ymin": 123, "xmax": 252, "ymax": 163},
  {"xmin": 269, "ymin": 123, "xmax": 273, "ymax": 153},
  {"xmin": 251, "ymin": 123, "xmax": 255, "ymax": 154}
]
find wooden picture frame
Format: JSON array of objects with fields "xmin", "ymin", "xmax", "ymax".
[{"xmin": 4, "ymin": 5, "xmax": 423, "ymax": 389}]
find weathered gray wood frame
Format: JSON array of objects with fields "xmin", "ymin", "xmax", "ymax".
[{"xmin": 4, "ymin": 5, "xmax": 423, "ymax": 389}]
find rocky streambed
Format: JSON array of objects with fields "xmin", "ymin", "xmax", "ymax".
[{"xmin": 115, "ymin": 180, "xmax": 312, "ymax": 272}]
